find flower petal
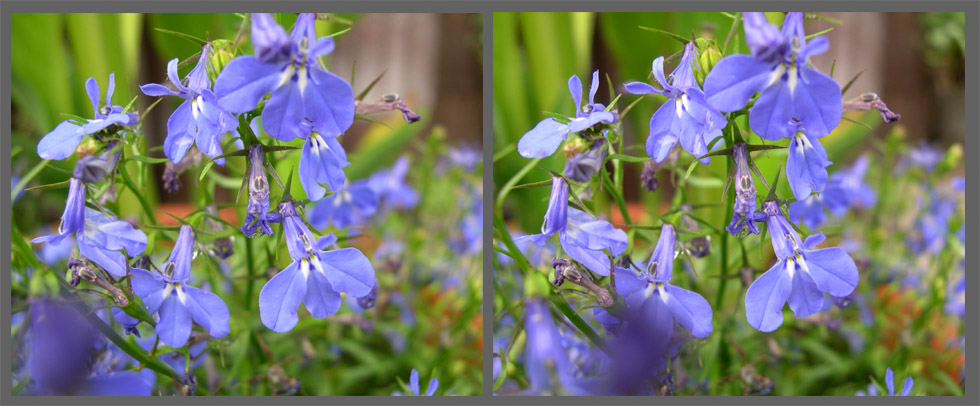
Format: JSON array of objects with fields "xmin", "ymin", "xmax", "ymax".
[
  {"xmin": 213, "ymin": 55, "xmax": 281, "ymax": 114},
  {"xmin": 262, "ymin": 81, "xmax": 307, "ymax": 142},
  {"xmin": 37, "ymin": 121, "xmax": 84, "ymax": 160},
  {"xmin": 130, "ymin": 268, "xmax": 167, "ymax": 315},
  {"xmin": 803, "ymin": 247, "xmax": 859, "ymax": 297},
  {"xmin": 787, "ymin": 268, "xmax": 824, "ymax": 318},
  {"xmin": 624, "ymin": 81, "xmax": 664, "ymax": 95},
  {"xmin": 744, "ymin": 260, "xmax": 793, "ymax": 332},
  {"xmin": 180, "ymin": 284, "xmax": 231, "ymax": 339},
  {"xmin": 646, "ymin": 103, "xmax": 679, "ymax": 162},
  {"xmin": 303, "ymin": 270, "xmax": 342, "ymax": 318},
  {"xmin": 164, "ymin": 101, "xmax": 195, "ymax": 163},
  {"xmin": 749, "ymin": 80, "xmax": 795, "ymax": 141},
  {"xmin": 568, "ymin": 74, "xmax": 583, "ymax": 110},
  {"xmin": 305, "ymin": 68, "xmax": 356, "ymax": 137},
  {"xmin": 588, "ymin": 70, "xmax": 600, "ymax": 106},
  {"xmin": 259, "ymin": 261, "xmax": 309, "ymax": 333},
  {"xmin": 517, "ymin": 118, "xmax": 569, "ymax": 159},
  {"xmin": 793, "ymin": 67, "xmax": 842, "ymax": 138},
  {"xmin": 664, "ymin": 284, "xmax": 713, "ymax": 338},
  {"xmin": 139, "ymin": 83, "xmax": 178, "ymax": 97},
  {"xmin": 85, "ymin": 77, "xmax": 101, "ymax": 115},
  {"xmin": 703, "ymin": 55, "xmax": 772, "ymax": 112},
  {"xmin": 317, "ymin": 248, "xmax": 376, "ymax": 297},
  {"xmin": 76, "ymin": 236, "xmax": 128, "ymax": 278},
  {"xmin": 156, "ymin": 294, "xmax": 192, "ymax": 348},
  {"xmin": 299, "ymin": 139, "xmax": 327, "ymax": 201}
]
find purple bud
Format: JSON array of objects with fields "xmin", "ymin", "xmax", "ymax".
[
  {"xmin": 541, "ymin": 177, "xmax": 569, "ymax": 236},
  {"xmin": 640, "ymin": 160, "xmax": 661, "ymax": 192},
  {"xmin": 357, "ymin": 285, "xmax": 378, "ymax": 309},
  {"xmin": 726, "ymin": 143, "xmax": 761, "ymax": 236},
  {"xmin": 242, "ymin": 145, "xmax": 274, "ymax": 237},
  {"xmin": 843, "ymin": 92, "xmax": 901, "ymax": 123}
]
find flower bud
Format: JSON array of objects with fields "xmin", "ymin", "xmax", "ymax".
[
  {"xmin": 208, "ymin": 39, "xmax": 236, "ymax": 83},
  {"xmin": 695, "ymin": 38, "xmax": 723, "ymax": 86}
]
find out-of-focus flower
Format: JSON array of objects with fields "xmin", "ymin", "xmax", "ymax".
[{"xmin": 307, "ymin": 179, "xmax": 378, "ymax": 229}]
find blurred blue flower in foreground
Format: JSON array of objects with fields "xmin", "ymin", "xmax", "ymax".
[
  {"xmin": 624, "ymin": 42, "xmax": 725, "ymax": 163},
  {"xmin": 517, "ymin": 70, "xmax": 617, "ymax": 158},
  {"xmin": 704, "ymin": 12, "xmax": 841, "ymax": 141},
  {"xmin": 409, "ymin": 369, "xmax": 438, "ymax": 396},
  {"xmin": 308, "ymin": 178, "xmax": 379, "ymax": 229},
  {"xmin": 259, "ymin": 201, "xmax": 375, "ymax": 332},
  {"xmin": 857, "ymin": 368, "xmax": 913, "ymax": 396},
  {"xmin": 214, "ymin": 13, "xmax": 355, "ymax": 143},
  {"xmin": 745, "ymin": 200, "xmax": 858, "ymax": 332},
  {"xmin": 368, "ymin": 156, "xmax": 418, "ymax": 211},
  {"xmin": 130, "ymin": 226, "xmax": 230, "ymax": 347},
  {"xmin": 140, "ymin": 44, "xmax": 237, "ymax": 165},
  {"xmin": 599, "ymin": 225, "xmax": 714, "ymax": 338},
  {"xmin": 26, "ymin": 299, "xmax": 152, "ymax": 395},
  {"xmin": 37, "ymin": 73, "xmax": 138, "ymax": 160}
]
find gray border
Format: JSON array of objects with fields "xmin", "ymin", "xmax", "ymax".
[{"xmin": 1, "ymin": 1, "xmax": 977, "ymax": 406}]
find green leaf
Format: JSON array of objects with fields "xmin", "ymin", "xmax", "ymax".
[
  {"xmin": 605, "ymin": 153, "xmax": 650, "ymax": 164},
  {"xmin": 127, "ymin": 155, "xmax": 170, "ymax": 165},
  {"xmin": 154, "ymin": 27, "xmax": 207, "ymax": 45},
  {"xmin": 198, "ymin": 160, "xmax": 216, "ymax": 182},
  {"xmin": 638, "ymin": 26, "xmax": 690, "ymax": 45},
  {"xmin": 25, "ymin": 180, "xmax": 70, "ymax": 192}
]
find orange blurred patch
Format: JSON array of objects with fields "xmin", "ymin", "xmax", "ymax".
[{"xmin": 156, "ymin": 203, "xmax": 239, "ymax": 227}]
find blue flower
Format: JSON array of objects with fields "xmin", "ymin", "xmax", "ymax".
[
  {"xmin": 789, "ymin": 155, "xmax": 873, "ymax": 227},
  {"xmin": 438, "ymin": 143, "xmax": 482, "ymax": 173},
  {"xmin": 744, "ymin": 200, "xmax": 859, "ymax": 332},
  {"xmin": 307, "ymin": 179, "xmax": 378, "ymax": 229},
  {"xmin": 516, "ymin": 177, "xmax": 627, "ymax": 276},
  {"xmin": 452, "ymin": 184, "xmax": 483, "ymax": 255},
  {"xmin": 408, "ymin": 369, "xmax": 438, "ymax": 396},
  {"xmin": 140, "ymin": 44, "xmax": 238, "ymax": 165},
  {"xmin": 214, "ymin": 13, "xmax": 355, "ymax": 142},
  {"xmin": 33, "ymin": 203, "xmax": 147, "ymax": 278},
  {"xmin": 604, "ymin": 225, "xmax": 714, "ymax": 338},
  {"xmin": 25, "ymin": 299, "xmax": 153, "ymax": 396},
  {"xmin": 523, "ymin": 298, "xmax": 575, "ymax": 394},
  {"xmin": 857, "ymin": 368, "xmax": 913, "ymax": 396},
  {"xmin": 944, "ymin": 267, "xmax": 965, "ymax": 318},
  {"xmin": 37, "ymin": 73, "xmax": 138, "ymax": 160},
  {"xmin": 241, "ymin": 144, "xmax": 278, "ymax": 237},
  {"xmin": 129, "ymin": 225, "xmax": 230, "ymax": 347},
  {"xmin": 786, "ymin": 121, "xmax": 833, "ymax": 201},
  {"xmin": 368, "ymin": 156, "xmax": 418, "ymax": 211},
  {"xmin": 726, "ymin": 143, "xmax": 765, "ymax": 235},
  {"xmin": 704, "ymin": 12, "xmax": 841, "ymax": 141},
  {"xmin": 517, "ymin": 70, "xmax": 617, "ymax": 159},
  {"xmin": 297, "ymin": 119, "xmax": 350, "ymax": 201},
  {"xmin": 258, "ymin": 200, "xmax": 376, "ymax": 333},
  {"xmin": 625, "ymin": 42, "xmax": 726, "ymax": 163}
]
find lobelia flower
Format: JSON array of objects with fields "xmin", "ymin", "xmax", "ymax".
[
  {"xmin": 140, "ymin": 44, "xmax": 238, "ymax": 165},
  {"xmin": 517, "ymin": 70, "xmax": 617, "ymax": 159},
  {"xmin": 744, "ymin": 200, "xmax": 859, "ymax": 332},
  {"xmin": 241, "ymin": 144, "xmax": 278, "ymax": 237},
  {"xmin": 726, "ymin": 143, "xmax": 765, "ymax": 235},
  {"xmin": 214, "ymin": 13, "xmax": 355, "ymax": 143},
  {"xmin": 453, "ymin": 184, "xmax": 483, "ymax": 255},
  {"xmin": 523, "ymin": 298, "xmax": 578, "ymax": 395},
  {"xmin": 129, "ymin": 226, "xmax": 231, "ymax": 348},
  {"xmin": 25, "ymin": 299, "xmax": 152, "ymax": 396},
  {"xmin": 307, "ymin": 178, "xmax": 378, "ymax": 229},
  {"xmin": 600, "ymin": 225, "xmax": 714, "ymax": 338},
  {"xmin": 790, "ymin": 155, "xmax": 872, "ymax": 227},
  {"xmin": 297, "ymin": 119, "xmax": 350, "ymax": 201},
  {"xmin": 259, "ymin": 200, "xmax": 376, "ymax": 333},
  {"xmin": 367, "ymin": 156, "xmax": 418, "ymax": 211},
  {"xmin": 32, "ymin": 165, "xmax": 147, "ymax": 278},
  {"xmin": 515, "ymin": 176, "xmax": 628, "ymax": 276},
  {"xmin": 438, "ymin": 143, "xmax": 482, "ymax": 173},
  {"xmin": 786, "ymin": 120, "xmax": 833, "ymax": 201},
  {"xmin": 624, "ymin": 42, "xmax": 726, "ymax": 163},
  {"xmin": 37, "ymin": 73, "xmax": 139, "ymax": 160},
  {"xmin": 857, "ymin": 368, "xmax": 913, "ymax": 396},
  {"xmin": 703, "ymin": 12, "xmax": 841, "ymax": 141},
  {"xmin": 564, "ymin": 139, "xmax": 607, "ymax": 182},
  {"xmin": 408, "ymin": 369, "xmax": 438, "ymax": 396}
]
